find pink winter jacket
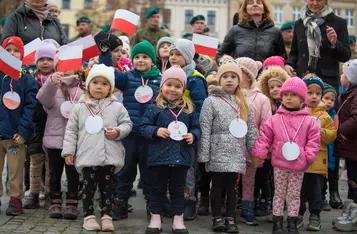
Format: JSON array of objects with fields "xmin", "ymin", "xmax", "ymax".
[
  {"xmin": 36, "ymin": 75, "xmax": 84, "ymax": 150},
  {"xmin": 252, "ymin": 106, "xmax": 321, "ymax": 172}
]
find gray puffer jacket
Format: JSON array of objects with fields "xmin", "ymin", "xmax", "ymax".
[
  {"xmin": 62, "ymin": 96, "xmax": 133, "ymax": 173},
  {"xmin": 198, "ymin": 85, "xmax": 257, "ymax": 174}
]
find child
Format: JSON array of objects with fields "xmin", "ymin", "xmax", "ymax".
[
  {"xmin": 297, "ymin": 75, "xmax": 336, "ymax": 231},
  {"xmin": 139, "ymin": 65, "xmax": 200, "ymax": 234},
  {"xmin": 199, "ymin": 62, "xmax": 257, "ymax": 233},
  {"xmin": 262, "ymin": 56, "xmax": 285, "ymax": 70},
  {"xmin": 334, "ymin": 59, "xmax": 357, "ymax": 232},
  {"xmin": 24, "ymin": 41, "xmax": 56, "ymax": 210},
  {"xmin": 62, "ymin": 64, "xmax": 133, "ymax": 231},
  {"xmin": 36, "ymin": 47, "xmax": 84, "ymax": 219},
  {"xmin": 235, "ymin": 57, "xmax": 272, "ymax": 226},
  {"xmin": 205, "ymin": 68, "xmax": 218, "ymax": 86},
  {"xmin": 252, "ymin": 77, "xmax": 321, "ymax": 234},
  {"xmin": 156, "ymin": 37, "xmax": 172, "ymax": 73},
  {"xmin": 0, "ymin": 36, "xmax": 38, "ymax": 215}
]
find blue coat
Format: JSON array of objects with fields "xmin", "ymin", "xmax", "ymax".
[
  {"xmin": 185, "ymin": 70, "xmax": 207, "ymax": 116},
  {"xmin": 327, "ymin": 108, "xmax": 337, "ymax": 171},
  {"xmin": 139, "ymin": 104, "xmax": 201, "ymax": 167},
  {"xmin": 0, "ymin": 70, "xmax": 38, "ymax": 141}
]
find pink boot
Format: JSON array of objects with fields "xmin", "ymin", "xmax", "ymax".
[
  {"xmin": 101, "ymin": 215, "xmax": 114, "ymax": 232},
  {"xmin": 83, "ymin": 215, "xmax": 100, "ymax": 231}
]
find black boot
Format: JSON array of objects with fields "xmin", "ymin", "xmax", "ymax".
[
  {"xmin": 112, "ymin": 198, "xmax": 128, "ymax": 220},
  {"xmin": 329, "ymin": 171, "xmax": 343, "ymax": 209},
  {"xmin": 272, "ymin": 215, "xmax": 284, "ymax": 234},
  {"xmin": 197, "ymin": 197, "xmax": 209, "ymax": 216},
  {"xmin": 287, "ymin": 216, "xmax": 299, "ymax": 234},
  {"xmin": 225, "ymin": 217, "xmax": 239, "ymax": 233}
]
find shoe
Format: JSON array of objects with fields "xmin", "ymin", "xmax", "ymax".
[
  {"xmin": 146, "ymin": 213, "xmax": 162, "ymax": 234},
  {"xmin": 321, "ymin": 200, "xmax": 331, "ymax": 211},
  {"xmin": 83, "ymin": 215, "xmax": 101, "ymax": 231},
  {"xmin": 255, "ymin": 199, "xmax": 271, "ymax": 217},
  {"xmin": 332, "ymin": 201, "xmax": 352, "ymax": 226},
  {"xmin": 183, "ymin": 199, "xmax": 197, "ymax": 221},
  {"xmin": 101, "ymin": 215, "xmax": 114, "ymax": 231},
  {"xmin": 128, "ymin": 203, "xmax": 134, "ymax": 212},
  {"xmin": 44, "ymin": 194, "xmax": 51, "ymax": 210},
  {"xmin": 172, "ymin": 214, "xmax": 189, "ymax": 233},
  {"xmin": 287, "ymin": 216, "xmax": 299, "ymax": 234},
  {"xmin": 306, "ymin": 214, "xmax": 321, "ymax": 231},
  {"xmin": 296, "ymin": 215, "xmax": 304, "ymax": 229},
  {"xmin": 240, "ymin": 200, "xmax": 259, "ymax": 226},
  {"xmin": 24, "ymin": 190, "xmax": 30, "ymax": 198},
  {"xmin": 334, "ymin": 202, "xmax": 357, "ymax": 232},
  {"xmin": 272, "ymin": 215, "xmax": 284, "ymax": 234},
  {"xmin": 211, "ymin": 216, "xmax": 226, "ymax": 231},
  {"xmin": 329, "ymin": 175, "xmax": 343, "ymax": 209},
  {"xmin": 197, "ymin": 197, "xmax": 209, "ymax": 216},
  {"xmin": 39, "ymin": 191, "xmax": 45, "ymax": 201},
  {"xmin": 112, "ymin": 198, "xmax": 128, "ymax": 220},
  {"xmin": 6, "ymin": 197, "xmax": 23, "ymax": 216},
  {"xmin": 48, "ymin": 193, "xmax": 62, "ymax": 219},
  {"xmin": 63, "ymin": 195, "xmax": 79, "ymax": 220},
  {"xmin": 23, "ymin": 192, "xmax": 40, "ymax": 209},
  {"xmin": 225, "ymin": 217, "xmax": 239, "ymax": 233}
]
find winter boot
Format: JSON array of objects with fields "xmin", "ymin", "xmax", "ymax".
[
  {"xmin": 183, "ymin": 199, "xmax": 197, "ymax": 220},
  {"xmin": 334, "ymin": 202, "xmax": 357, "ymax": 232},
  {"xmin": 306, "ymin": 214, "xmax": 321, "ymax": 231},
  {"xmin": 211, "ymin": 216, "xmax": 226, "ymax": 231},
  {"xmin": 287, "ymin": 216, "xmax": 299, "ymax": 234},
  {"xmin": 197, "ymin": 197, "xmax": 209, "ymax": 216},
  {"xmin": 332, "ymin": 201, "xmax": 352, "ymax": 226},
  {"xmin": 225, "ymin": 217, "xmax": 239, "ymax": 233},
  {"xmin": 255, "ymin": 198, "xmax": 271, "ymax": 217},
  {"xmin": 272, "ymin": 215, "xmax": 284, "ymax": 234},
  {"xmin": 112, "ymin": 198, "xmax": 128, "ymax": 220},
  {"xmin": 101, "ymin": 215, "xmax": 114, "ymax": 232},
  {"xmin": 241, "ymin": 200, "xmax": 259, "ymax": 226},
  {"xmin": 6, "ymin": 197, "xmax": 23, "ymax": 216},
  {"xmin": 145, "ymin": 213, "xmax": 162, "ymax": 234},
  {"xmin": 48, "ymin": 192, "xmax": 62, "ymax": 218},
  {"xmin": 63, "ymin": 192, "xmax": 79, "ymax": 220},
  {"xmin": 83, "ymin": 215, "xmax": 101, "ymax": 231},
  {"xmin": 329, "ymin": 173, "xmax": 343, "ymax": 209},
  {"xmin": 23, "ymin": 192, "xmax": 40, "ymax": 209},
  {"xmin": 172, "ymin": 214, "xmax": 189, "ymax": 233}
]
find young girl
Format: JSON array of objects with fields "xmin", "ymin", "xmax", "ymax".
[
  {"xmin": 235, "ymin": 57, "xmax": 272, "ymax": 226},
  {"xmin": 139, "ymin": 65, "xmax": 200, "ymax": 234},
  {"xmin": 36, "ymin": 47, "xmax": 84, "ymax": 219},
  {"xmin": 24, "ymin": 41, "xmax": 56, "ymax": 210},
  {"xmin": 156, "ymin": 37, "xmax": 172, "ymax": 73},
  {"xmin": 252, "ymin": 77, "xmax": 321, "ymax": 234},
  {"xmin": 62, "ymin": 64, "xmax": 133, "ymax": 231},
  {"xmin": 199, "ymin": 61, "xmax": 257, "ymax": 233}
]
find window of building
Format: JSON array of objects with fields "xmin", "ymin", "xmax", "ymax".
[
  {"xmin": 346, "ymin": 9, "xmax": 354, "ymax": 28},
  {"xmin": 207, "ymin": 10, "xmax": 216, "ymax": 25},
  {"xmin": 62, "ymin": 24, "xmax": 69, "ymax": 37},
  {"xmin": 84, "ymin": 0, "xmax": 93, "ymax": 9},
  {"xmin": 333, "ymin": 8, "xmax": 341, "ymax": 16},
  {"xmin": 62, "ymin": 0, "xmax": 70, "ymax": 9},
  {"xmin": 292, "ymin": 7, "xmax": 301, "ymax": 21},
  {"xmin": 185, "ymin": 9, "xmax": 194, "ymax": 24},
  {"xmin": 273, "ymin": 6, "xmax": 283, "ymax": 24}
]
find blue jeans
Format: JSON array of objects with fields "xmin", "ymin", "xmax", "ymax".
[{"xmin": 114, "ymin": 133, "xmax": 150, "ymax": 201}]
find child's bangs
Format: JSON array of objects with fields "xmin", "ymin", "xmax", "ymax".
[{"xmin": 308, "ymin": 84, "xmax": 322, "ymax": 93}]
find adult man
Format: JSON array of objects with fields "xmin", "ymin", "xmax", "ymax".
[
  {"xmin": 190, "ymin": 15, "xmax": 206, "ymax": 35},
  {"xmin": 280, "ymin": 22, "xmax": 294, "ymax": 56},
  {"xmin": 130, "ymin": 8, "xmax": 170, "ymax": 49},
  {"xmin": 70, "ymin": 16, "xmax": 92, "ymax": 42}
]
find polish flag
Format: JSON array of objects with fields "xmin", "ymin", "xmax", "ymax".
[
  {"xmin": 68, "ymin": 35, "xmax": 99, "ymax": 61},
  {"xmin": 23, "ymin": 38, "xmax": 42, "ymax": 66},
  {"xmin": 192, "ymin": 34, "xmax": 219, "ymax": 57},
  {"xmin": 111, "ymin": 9, "xmax": 140, "ymax": 36},
  {"xmin": 0, "ymin": 47, "xmax": 22, "ymax": 80},
  {"xmin": 57, "ymin": 45, "xmax": 83, "ymax": 72}
]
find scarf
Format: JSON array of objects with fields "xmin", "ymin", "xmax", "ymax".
[
  {"xmin": 301, "ymin": 5, "xmax": 333, "ymax": 70},
  {"xmin": 138, "ymin": 65, "xmax": 161, "ymax": 79},
  {"xmin": 183, "ymin": 61, "xmax": 196, "ymax": 78},
  {"xmin": 25, "ymin": 3, "xmax": 49, "ymax": 22}
]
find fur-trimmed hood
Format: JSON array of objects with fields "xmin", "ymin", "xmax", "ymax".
[{"xmin": 258, "ymin": 66, "xmax": 289, "ymax": 99}]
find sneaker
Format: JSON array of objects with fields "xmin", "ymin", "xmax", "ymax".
[
  {"xmin": 225, "ymin": 217, "xmax": 239, "ymax": 233},
  {"xmin": 211, "ymin": 216, "xmax": 226, "ymax": 231},
  {"xmin": 307, "ymin": 214, "xmax": 321, "ymax": 231},
  {"xmin": 183, "ymin": 199, "xmax": 197, "ymax": 220},
  {"xmin": 321, "ymin": 200, "xmax": 331, "ymax": 211},
  {"xmin": 240, "ymin": 201, "xmax": 259, "ymax": 226},
  {"xmin": 255, "ymin": 199, "xmax": 271, "ymax": 217},
  {"xmin": 6, "ymin": 197, "xmax": 23, "ymax": 216},
  {"xmin": 334, "ymin": 202, "xmax": 357, "ymax": 232},
  {"xmin": 112, "ymin": 198, "xmax": 128, "ymax": 220},
  {"xmin": 83, "ymin": 215, "xmax": 100, "ymax": 231},
  {"xmin": 332, "ymin": 201, "xmax": 352, "ymax": 226},
  {"xmin": 296, "ymin": 215, "xmax": 304, "ymax": 229},
  {"xmin": 23, "ymin": 192, "xmax": 40, "ymax": 209},
  {"xmin": 128, "ymin": 203, "xmax": 134, "ymax": 212},
  {"xmin": 101, "ymin": 215, "xmax": 114, "ymax": 231}
]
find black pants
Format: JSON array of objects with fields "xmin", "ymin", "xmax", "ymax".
[
  {"xmin": 254, "ymin": 159, "xmax": 273, "ymax": 202},
  {"xmin": 47, "ymin": 149, "xmax": 79, "ymax": 199},
  {"xmin": 299, "ymin": 173, "xmax": 324, "ymax": 217},
  {"xmin": 211, "ymin": 172, "xmax": 238, "ymax": 217},
  {"xmin": 346, "ymin": 159, "xmax": 357, "ymax": 203},
  {"xmin": 199, "ymin": 163, "xmax": 211, "ymax": 198},
  {"xmin": 149, "ymin": 165, "xmax": 188, "ymax": 215},
  {"xmin": 82, "ymin": 165, "xmax": 115, "ymax": 217}
]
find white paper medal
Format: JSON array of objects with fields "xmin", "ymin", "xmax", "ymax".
[
  {"xmin": 134, "ymin": 85, "xmax": 153, "ymax": 103},
  {"xmin": 60, "ymin": 101, "xmax": 75, "ymax": 119},
  {"xmin": 168, "ymin": 121, "xmax": 188, "ymax": 141},
  {"xmin": 282, "ymin": 142, "xmax": 300, "ymax": 161},
  {"xmin": 3, "ymin": 91, "xmax": 21, "ymax": 110},
  {"xmin": 85, "ymin": 115, "xmax": 103, "ymax": 134},
  {"xmin": 229, "ymin": 118, "xmax": 248, "ymax": 138},
  {"xmin": 312, "ymin": 116, "xmax": 321, "ymax": 128}
]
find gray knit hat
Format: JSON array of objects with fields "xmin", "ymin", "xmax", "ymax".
[
  {"xmin": 156, "ymin": 37, "xmax": 173, "ymax": 58},
  {"xmin": 170, "ymin": 39, "xmax": 195, "ymax": 65}
]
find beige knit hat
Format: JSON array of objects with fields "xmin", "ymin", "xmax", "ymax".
[{"xmin": 217, "ymin": 61, "xmax": 242, "ymax": 82}]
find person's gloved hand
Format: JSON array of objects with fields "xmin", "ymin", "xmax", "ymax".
[{"xmin": 94, "ymin": 31, "xmax": 110, "ymax": 52}]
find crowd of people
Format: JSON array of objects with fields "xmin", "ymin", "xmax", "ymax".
[{"xmin": 0, "ymin": 0, "xmax": 357, "ymax": 233}]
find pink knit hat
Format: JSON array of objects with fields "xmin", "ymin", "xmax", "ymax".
[
  {"xmin": 161, "ymin": 65, "xmax": 187, "ymax": 88},
  {"xmin": 263, "ymin": 56, "xmax": 285, "ymax": 69},
  {"xmin": 235, "ymin": 57, "xmax": 262, "ymax": 81},
  {"xmin": 280, "ymin": 77, "xmax": 307, "ymax": 102}
]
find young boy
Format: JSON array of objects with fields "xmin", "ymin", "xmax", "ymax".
[
  {"xmin": 0, "ymin": 36, "xmax": 38, "ymax": 215},
  {"xmin": 299, "ymin": 75, "xmax": 337, "ymax": 231}
]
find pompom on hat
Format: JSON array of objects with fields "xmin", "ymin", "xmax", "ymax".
[
  {"xmin": 280, "ymin": 77, "xmax": 307, "ymax": 102},
  {"xmin": 86, "ymin": 64, "xmax": 115, "ymax": 92},
  {"xmin": 160, "ymin": 65, "xmax": 187, "ymax": 88}
]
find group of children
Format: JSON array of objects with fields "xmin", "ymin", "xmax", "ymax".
[{"xmin": 1, "ymin": 32, "xmax": 357, "ymax": 234}]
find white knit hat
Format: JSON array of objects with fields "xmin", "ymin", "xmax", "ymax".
[
  {"xmin": 170, "ymin": 39, "xmax": 195, "ymax": 65},
  {"xmin": 343, "ymin": 59, "xmax": 357, "ymax": 85},
  {"xmin": 86, "ymin": 64, "xmax": 115, "ymax": 92}
]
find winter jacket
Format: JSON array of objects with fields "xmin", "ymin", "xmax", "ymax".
[
  {"xmin": 139, "ymin": 103, "xmax": 201, "ymax": 167},
  {"xmin": 36, "ymin": 75, "xmax": 84, "ymax": 150},
  {"xmin": 252, "ymin": 106, "xmax": 321, "ymax": 172},
  {"xmin": 305, "ymin": 102, "xmax": 337, "ymax": 175},
  {"xmin": 327, "ymin": 108, "xmax": 337, "ymax": 170},
  {"xmin": 62, "ymin": 96, "xmax": 133, "ymax": 172},
  {"xmin": 130, "ymin": 27, "xmax": 170, "ymax": 50},
  {"xmin": 198, "ymin": 85, "xmax": 257, "ymax": 173},
  {"xmin": 1, "ymin": 4, "xmax": 67, "ymax": 45},
  {"xmin": 0, "ymin": 70, "xmax": 38, "ymax": 141},
  {"xmin": 216, "ymin": 20, "xmax": 286, "ymax": 63},
  {"xmin": 286, "ymin": 13, "xmax": 351, "ymax": 91},
  {"xmin": 336, "ymin": 85, "xmax": 357, "ymax": 161}
]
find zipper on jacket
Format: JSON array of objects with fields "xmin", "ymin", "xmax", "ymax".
[{"xmin": 254, "ymin": 27, "xmax": 258, "ymax": 59}]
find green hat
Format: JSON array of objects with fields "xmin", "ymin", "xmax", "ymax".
[
  {"xmin": 76, "ymin": 16, "xmax": 91, "ymax": 26},
  {"xmin": 131, "ymin": 40, "xmax": 156, "ymax": 63},
  {"xmin": 101, "ymin": 24, "xmax": 110, "ymax": 33},
  {"xmin": 0, "ymin": 17, "xmax": 6, "ymax": 26},
  {"xmin": 161, "ymin": 24, "xmax": 168, "ymax": 30},
  {"xmin": 145, "ymin": 8, "xmax": 160, "ymax": 19},
  {"xmin": 182, "ymin": 33, "xmax": 193, "ymax": 39},
  {"xmin": 190, "ymin": 15, "xmax": 205, "ymax": 25},
  {"xmin": 204, "ymin": 27, "xmax": 209, "ymax": 33},
  {"xmin": 349, "ymin": 35, "xmax": 356, "ymax": 44},
  {"xmin": 280, "ymin": 22, "xmax": 294, "ymax": 31}
]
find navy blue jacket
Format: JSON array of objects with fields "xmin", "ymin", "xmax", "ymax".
[
  {"xmin": 0, "ymin": 70, "xmax": 38, "ymax": 141},
  {"xmin": 139, "ymin": 104, "xmax": 201, "ymax": 167}
]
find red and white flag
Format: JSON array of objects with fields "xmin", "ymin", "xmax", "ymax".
[
  {"xmin": 23, "ymin": 38, "xmax": 42, "ymax": 66},
  {"xmin": 0, "ymin": 46, "xmax": 22, "ymax": 80},
  {"xmin": 57, "ymin": 45, "xmax": 83, "ymax": 72},
  {"xmin": 192, "ymin": 34, "xmax": 219, "ymax": 57},
  {"xmin": 69, "ymin": 35, "xmax": 99, "ymax": 61},
  {"xmin": 111, "ymin": 9, "xmax": 140, "ymax": 36}
]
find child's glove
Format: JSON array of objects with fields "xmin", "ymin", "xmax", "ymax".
[
  {"xmin": 13, "ymin": 134, "xmax": 24, "ymax": 144},
  {"xmin": 120, "ymin": 57, "xmax": 132, "ymax": 70}
]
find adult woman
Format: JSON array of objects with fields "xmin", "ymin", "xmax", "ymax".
[
  {"xmin": 285, "ymin": 0, "xmax": 351, "ymax": 91},
  {"xmin": 216, "ymin": 0, "xmax": 285, "ymax": 62},
  {"xmin": 1, "ymin": 0, "xmax": 67, "ymax": 45}
]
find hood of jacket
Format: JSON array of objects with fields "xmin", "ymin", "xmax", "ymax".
[
  {"xmin": 258, "ymin": 66, "xmax": 289, "ymax": 99},
  {"xmin": 208, "ymin": 85, "xmax": 230, "ymax": 97},
  {"xmin": 276, "ymin": 105, "xmax": 311, "ymax": 117}
]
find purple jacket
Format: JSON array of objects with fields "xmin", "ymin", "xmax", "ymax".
[
  {"xmin": 252, "ymin": 106, "xmax": 321, "ymax": 172},
  {"xmin": 36, "ymin": 75, "xmax": 84, "ymax": 150}
]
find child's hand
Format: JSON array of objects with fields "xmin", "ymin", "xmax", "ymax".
[
  {"xmin": 183, "ymin": 133, "xmax": 194, "ymax": 144},
  {"xmin": 13, "ymin": 134, "xmax": 24, "ymax": 144},
  {"xmin": 157, "ymin": 128, "xmax": 170, "ymax": 139},
  {"xmin": 65, "ymin": 155, "xmax": 74, "ymax": 165},
  {"xmin": 105, "ymin": 128, "xmax": 119, "ymax": 140},
  {"xmin": 88, "ymin": 56, "xmax": 99, "ymax": 68},
  {"xmin": 51, "ymin": 72, "xmax": 63, "ymax": 85},
  {"xmin": 252, "ymin": 157, "xmax": 264, "ymax": 168}
]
